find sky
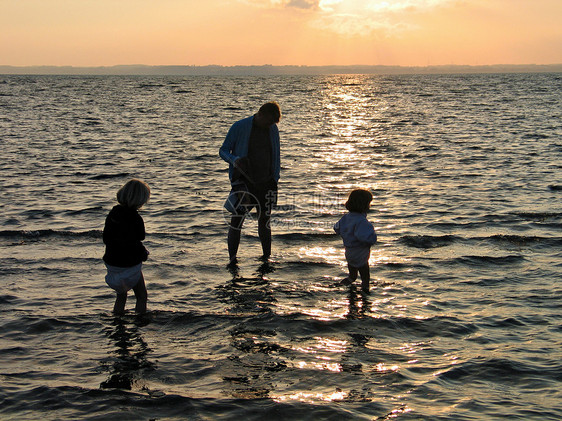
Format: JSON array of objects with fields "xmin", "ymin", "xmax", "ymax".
[{"xmin": 1, "ymin": 0, "xmax": 561, "ymax": 67}]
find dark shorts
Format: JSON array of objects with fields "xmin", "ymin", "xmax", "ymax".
[{"xmin": 238, "ymin": 179, "xmax": 277, "ymax": 219}]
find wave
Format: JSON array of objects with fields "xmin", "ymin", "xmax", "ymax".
[
  {"xmin": 1, "ymin": 314, "xmax": 102, "ymax": 336},
  {"xmin": 0, "ymin": 294, "xmax": 19, "ymax": 305},
  {"xmin": 447, "ymin": 254, "xmax": 525, "ymax": 267},
  {"xmin": 435, "ymin": 357, "xmax": 562, "ymax": 384},
  {"xmin": 275, "ymin": 232, "xmax": 338, "ymax": 241},
  {"xmin": 89, "ymin": 172, "xmax": 131, "ymax": 180},
  {"xmin": 284, "ymin": 260, "xmax": 336, "ymax": 269},
  {"xmin": 512, "ymin": 211, "xmax": 562, "ymax": 221},
  {"xmin": 79, "ymin": 117, "xmax": 102, "ymax": 126},
  {"xmin": 137, "ymin": 83, "xmax": 165, "ymax": 89},
  {"xmin": 486, "ymin": 234, "xmax": 540, "ymax": 244},
  {"xmin": 398, "ymin": 233, "xmax": 562, "ymax": 249},
  {"xmin": 142, "ymin": 310, "xmax": 479, "ymax": 342},
  {"xmin": 485, "ymin": 234, "xmax": 562, "ymax": 248},
  {"xmin": 0, "ymin": 229, "xmax": 101, "ymax": 239},
  {"xmin": 378, "ymin": 261, "xmax": 431, "ymax": 270},
  {"xmin": 63, "ymin": 206, "xmax": 105, "ymax": 216},
  {"xmin": 0, "ymin": 384, "xmax": 368, "ymax": 420},
  {"xmin": 0, "ymin": 229, "xmax": 210, "ymax": 242},
  {"xmin": 424, "ymin": 221, "xmax": 487, "ymax": 230},
  {"xmin": 2, "ymin": 309, "xmax": 559, "ymax": 418},
  {"xmin": 399, "ymin": 234, "xmax": 460, "ymax": 249},
  {"xmin": 426, "ymin": 212, "xmax": 562, "ymax": 228},
  {"xmin": 271, "ymin": 312, "xmax": 479, "ymax": 340}
]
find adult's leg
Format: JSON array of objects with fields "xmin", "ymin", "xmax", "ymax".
[
  {"xmin": 358, "ymin": 265, "xmax": 370, "ymax": 293},
  {"xmin": 228, "ymin": 214, "xmax": 245, "ymax": 263},
  {"xmin": 133, "ymin": 273, "xmax": 147, "ymax": 314},
  {"xmin": 258, "ymin": 213, "xmax": 271, "ymax": 259},
  {"xmin": 113, "ymin": 292, "xmax": 127, "ymax": 315},
  {"xmin": 257, "ymin": 187, "xmax": 276, "ymax": 260}
]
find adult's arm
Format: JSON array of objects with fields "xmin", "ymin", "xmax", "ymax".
[
  {"xmin": 271, "ymin": 124, "xmax": 281, "ymax": 181},
  {"xmin": 219, "ymin": 124, "xmax": 240, "ymax": 165}
]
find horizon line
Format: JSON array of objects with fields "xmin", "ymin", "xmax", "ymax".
[{"xmin": 1, "ymin": 63, "xmax": 561, "ymax": 76}]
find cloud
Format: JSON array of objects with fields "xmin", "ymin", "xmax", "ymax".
[
  {"xmin": 242, "ymin": 0, "xmax": 452, "ymax": 12},
  {"xmin": 241, "ymin": 0, "xmax": 320, "ymax": 9},
  {"xmin": 368, "ymin": 0, "xmax": 453, "ymax": 12},
  {"xmin": 314, "ymin": 0, "xmax": 457, "ymax": 36},
  {"xmin": 312, "ymin": 13, "xmax": 411, "ymax": 37},
  {"xmin": 287, "ymin": 0, "xmax": 320, "ymax": 9},
  {"xmin": 240, "ymin": 0, "xmax": 458, "ymax": 36}
]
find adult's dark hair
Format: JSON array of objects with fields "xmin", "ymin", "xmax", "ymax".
[
  {"xmin": 345, "ymin": 189, "xmax": 373, "ymax": 213},
  {"xmin": 259, "ymin": 102, "xmax": 281, "ymax": 123}
]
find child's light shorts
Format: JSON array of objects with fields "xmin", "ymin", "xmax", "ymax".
[
  {"xmin": 345, "ymin": 247, "xmax": 371, "ymax": 269},
  {"xmin": 105, "ymin": 263, "xmax": 142, "ymax": 294}
]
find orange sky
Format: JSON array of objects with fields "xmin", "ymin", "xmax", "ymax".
[{"xmin": 1, "ymin": 0, "xmax": 561, "ymax": 66}]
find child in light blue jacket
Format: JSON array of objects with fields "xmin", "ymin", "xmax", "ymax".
[{"xmin": 334, "ymin": 189, "xmax": 377, "ymax": 293}]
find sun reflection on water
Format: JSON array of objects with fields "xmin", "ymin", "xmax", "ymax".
[
  {"xmin": 291, "ymin": 306, "xmax": 346, "ymax": 321},
  {"xmin": 297, "ymin": 245, "xmax": 409, "ymax": 270},
  {"xmin": 316, "ymin": 336, "xmax": 348, "ymax": 353},
  {"xmin": 273, "ymin": 389, "xmax": 348, "ymax": 404},
  {"xmin": 295, "ymin": 360, "xmax": 342, "ymax": 373},
  {"xmin": 399, "ymin": 341, "xmax": 432, "ymax": 355},
  {"xmin": 298, "ymin": 245, "xmax": 341, "ymax": 265},
  {"xmin": 371, "ymin": 362, "xmax": 400, "ymax": 373},
  {"xmin": 310, "ymin": 75, "xmax": 396, "ymax": 196}
]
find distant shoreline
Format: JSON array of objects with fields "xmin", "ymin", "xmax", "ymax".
[{"xmin": 1, "ymin": 64, "xmax": 561, "ymax": 76}]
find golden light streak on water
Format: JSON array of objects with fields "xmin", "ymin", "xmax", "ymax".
[
  {"xmin": 297, "ymin": 246, "xmax": 341, "ymax": 264},
  {"xmin": 272, "ymin": 389, "xmax": 348, "ymax": 403}
]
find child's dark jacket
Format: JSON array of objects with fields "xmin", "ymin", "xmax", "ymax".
[{"xmin": 103, "ymin": 205, "xmax": 148, "ymax": 267}]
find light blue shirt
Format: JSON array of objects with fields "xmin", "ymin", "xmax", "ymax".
[
  {"xmin": 334, "ymin": 212, "xmax": 378, "ymax": 267},
  {"xmin": 334, "ymin": 212, "xmax": 377, "ymax": 248},
  {"xmin": 219, "ymin": 115, "xmax": 281, "ymax": 182}
]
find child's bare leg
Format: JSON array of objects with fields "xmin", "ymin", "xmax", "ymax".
[
  {"xmin": 339, "ymin": 265, "xmax": 358, "ymax": 286},
  {"xmin": 358, "ymin": 265, "xmax": 370, "ymax": 293},
  {"xmin": 133, "ymin": 273, "xmax": 147, "ymax": 314},
  {"xmin": 113, "ymin": 292, "xmax": 127, "ymax": 315},
  {"xmin": 348, "ymin": 265, "xmax": 359, "ymax": 281}
]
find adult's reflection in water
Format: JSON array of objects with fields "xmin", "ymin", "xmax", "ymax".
[
  {"xmin": 217, "ymin": 262, "xmax": 285, "ymax": 399},
  {"xmin": 220, "ymin": 261, "xmax": 277, "ymax": 313},
  {"xmin": 100, "ymin": 316, "xmax": 154, "ymax": 391}
]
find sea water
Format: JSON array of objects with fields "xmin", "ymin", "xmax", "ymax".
[{"xmin": 0, "ymin": 73, "xmax": 561, "ymax": 420}]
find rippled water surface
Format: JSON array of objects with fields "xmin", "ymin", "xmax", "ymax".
[{"xmin": 1, "ymin": 73, "xmax": 561, "ymax": 420}]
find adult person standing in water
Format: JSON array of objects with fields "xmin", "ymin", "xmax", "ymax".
[{"xmin": 219, "ymin": 102, "xmax": 281, "ymax": 266}]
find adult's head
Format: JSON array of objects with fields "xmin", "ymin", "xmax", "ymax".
[
  {"xmin": 255, "ymin": 101, "xmax": 281, "ymax": 128},
  {"xmin": 345, "ymin": 189, "xmax": 373, "ymax": 214}
]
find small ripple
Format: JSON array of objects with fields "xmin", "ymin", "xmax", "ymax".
[{"xmin": 446, "ymin": 254, "xmax": 525, "ymax": 267}]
